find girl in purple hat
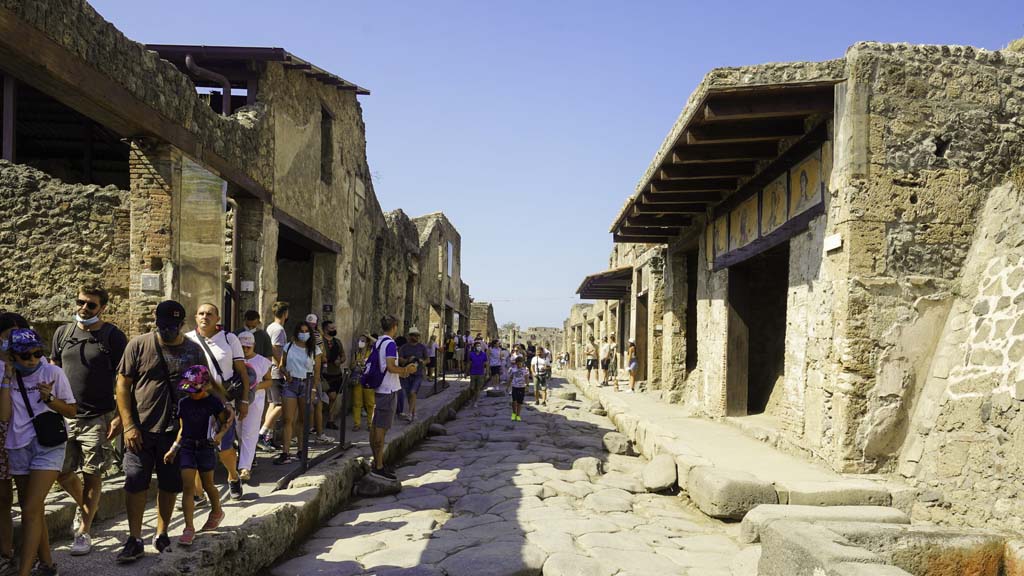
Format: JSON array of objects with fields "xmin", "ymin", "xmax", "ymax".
[{"xmin": 163, "ymin": 365, "xmax": 232, "ymax": 546}]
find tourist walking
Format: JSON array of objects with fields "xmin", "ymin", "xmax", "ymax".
[
  {"xmin": 508, "ymin": 356, "xmax": 529, "ymax": 422},
  {"xmin": 5, "ymin": 328, "xmax": 77, "ymax": 576},
  {"xmin": 239, "ymin": 309, "xmax": 273, "ymax": 360},
  {"xmin": 366, "ymin": 315, "xmax": 416, "ymax": 480},
  {"xmin": 0, "ymin": 313, "xmax": 29, "ymax": 576},
  {"xmin": 186, "ymin": 304, "xmax": 250, "ymax": 500},
  {"xmin": 626, "ymin": 339, "xmax": 638, "ymax": 393},
  {"xmin": 585, "ymin": 336, "xmax": 598, "ymax": 382},
  {"xmin": 453, "ymin": 332, "xmax": 465, "ymax": 377},
  {"xmin": 321, "ymin": 320, "xmax": 345, "ymax": 433},
  {"xmin": 258, "ymin": 302, "xmax": 289, "ymax": 452},
  {"xmin": 350, "ymin": 335, "xmax": 375, "ymax": 432},
  {"xmin": 116, "ymin": 300, "xmax": 206, "ymax": 562},
  {"xmin": 237, "ymin": 331, "xmax": 273, "ymax": 482},
  {"xmin": 530, "ymin": 346, "xmax": 550, "ymax": 406},
  {"xmin": 599, "ymin": 336, "xmax": 612, "ymax": 386},
  {"xmin": 398, "ymin": 327, "xmax": 427, "ymax": 422},
  {"xmin": 274, "ymin": 322, "xmax": 321, "ymax": 465},
  {"xmin": 163, "ymin": 365, "xmax": 231, "ymax": 546},
  {"xmin": 486, "ymin": 340, "xmax": 502, "ymax": 391},
  {"xmin": 52, "ymin": 287, "xmax": 128, "ymax": 556},
  {"xmin": 426, "ymin": 334, "xmax": 438, "ymax": 380},
  {"xmin": 468, "ymin": 341, "xmax": 487, "ymax": 407}
]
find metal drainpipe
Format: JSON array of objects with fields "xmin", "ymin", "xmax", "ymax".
[
  {"xmin": 226, "ymin": 197, "xmax": 240, "ymax": 329},
  {"xmin": 185, "ymin": 54, "xmax": 232, "ymax": 115}
]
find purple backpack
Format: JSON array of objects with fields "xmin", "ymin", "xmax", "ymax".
[{"xmin": 360, "ymin": 337, "xmax": 389, "ymax": 389}]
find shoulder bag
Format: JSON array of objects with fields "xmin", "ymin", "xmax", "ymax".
[
  {"xmin": 195, "ymin": 332, "xmax": 245, "ymax": 402},
  {"xmin": 15, "ymin": 371, "xmax": 68, "ymax": 447}
]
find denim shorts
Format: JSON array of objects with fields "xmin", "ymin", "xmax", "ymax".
[
  {"xmin": 8, "ymin": 438, "xmax": 66, "ymax": 476},
  {"xmin": 282, "ymin": 378, "xmax": 308, "ymax": 399},
  {"xmin": 179, "ymin": 440, "xmax": 217, "ymax": 472}
]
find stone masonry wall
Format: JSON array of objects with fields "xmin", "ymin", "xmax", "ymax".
[
  {"xmin": 0, "ymin": 160, "xmax": 130, "ymax": 338},
  {"xmin": 835, "ymin": 43, "xmax": 1024, "ymax": 472}
]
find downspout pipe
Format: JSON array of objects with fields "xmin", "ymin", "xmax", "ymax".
[{"xmin": 185, "ymin": 54, "xmax": 232, "ymax": 115}]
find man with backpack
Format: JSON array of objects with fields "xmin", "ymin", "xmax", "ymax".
[
  {"xmin": 52, "ymin": 287, "xmax": 128, "ymax": 556},
  {"xmin": 362, "ymin": 315, "xmax": 417, "ymax": 480}
]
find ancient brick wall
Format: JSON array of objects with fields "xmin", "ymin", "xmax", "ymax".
[{"xmin": 0, "ymin": 160, "xmax": 130, "ymax": 338}]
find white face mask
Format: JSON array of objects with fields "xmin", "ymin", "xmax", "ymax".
[{"xmin": 358, "ymin": 341, "xmax": 366, "ymax": 349}]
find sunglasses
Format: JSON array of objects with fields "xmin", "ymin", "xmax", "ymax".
[
  {"xmin": 16, "ymin": 351, "xmax": 44, "ymax": 361},
  {"xmin": 75, "ymin": 299, "xmax": 99, "ymax": 311}
]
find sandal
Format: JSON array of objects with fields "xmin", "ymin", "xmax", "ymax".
[{"xmin": 201, "ymin": 510, "xmax": 225, "ymax": 532}]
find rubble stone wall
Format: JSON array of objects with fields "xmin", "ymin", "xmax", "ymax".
[{"xmin": 0, "ymin": 160, "xmax": 130, "ymax": 338}]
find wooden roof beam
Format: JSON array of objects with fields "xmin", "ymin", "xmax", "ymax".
[
  {"xmin": 672, "ymin": 142, "xmax": 778, "ymax": 163},
  {"xmin": 642, "ymin": 191, "xmax": 720, "ymax": 205},
  {"xmin": 660, "ymin": 162, "xmax": 756, "ymax": 179},
  {"xmin": 634, "ymin": 203, "xmax": 706, "ymax": 215},
  {"xmin": 686, "ymin": 117, "xmax": 807, "ymax": 144},
  {"xmin": 614, "ymin": 234, "xmax": 671, "ymax": 244},
  {"xmin": 625, "ymin": 214, "xmax": 692, "ymax": 227},
  {"xmin": 649, "ymin": 179, "xmax": 734, "ymax": 194},
  {"xmin": 703, "ymin": 91, "xmax": 833, "ymax": 121},
  {"xmin": 619, "ymin": 224, "xmax": 682, "ymax": 235}
]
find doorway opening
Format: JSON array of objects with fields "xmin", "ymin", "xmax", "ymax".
[
  {"xmin": 276, "ymin": 226, "xmax": 315, "ymax": 333},
  {"xmin": 726, "ymin": 242, "xmax": 789, "ymax": 416},
  {"xmin": 635, "ymin": 292, "xmax": 649, "ymax": 381},
  {"xmin": 685, "ymin": 250, "xmax": 699, "ymax": 373}
]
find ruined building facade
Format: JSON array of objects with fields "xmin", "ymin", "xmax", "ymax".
[
  {"xmin": 567, "ymin": 42, "xmax": 1024, "ymax": 532},
  {"xmin": 0, "ymin": 0, "xmax": 471, "ymax": 347}
]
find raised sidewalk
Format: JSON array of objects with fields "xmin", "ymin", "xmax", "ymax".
[
  {"xmin": 564, "ymin": 370, "xmax": 913, "ymax": 519},
  {"xmin": 34, "ymin": 378, "xmax": 472, "ymax": 576}
]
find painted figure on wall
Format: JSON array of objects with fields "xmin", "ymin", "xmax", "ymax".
[
  {"xmin": 789, "ymin": 150, "xmax": 822, "ymax": 217},
  {"xmin": 762, "ymin": 173, "xmax": 788, "ymax": 235}
]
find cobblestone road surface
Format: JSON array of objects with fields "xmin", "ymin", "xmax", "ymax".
[{"xmin": 272, "ymin": 378, "xmax": 749, "ymax": 576}]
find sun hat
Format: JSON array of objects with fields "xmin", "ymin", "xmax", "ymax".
[
  {"xmin": 408, "ymin": 326, "xmax": 421, "ymax": 335},
  {"xmin": 180, "ymin": 365, "xmax": 210, "ymax": 393},
  {"xmin": 8, "ymin": 328, "xmax": 43, "ymax": 353}
]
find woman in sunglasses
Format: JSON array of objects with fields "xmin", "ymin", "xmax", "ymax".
[{"xmin": 3, "ymin": 328, "xmax": 76, "ymax": 576}]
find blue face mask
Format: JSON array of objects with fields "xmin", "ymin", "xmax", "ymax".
[
  {"xmin": 0, "ymin": 340, "xmax": 7, "ymax": 353},
  {"xmin": 75, "ymin": 314, "xmax": 100, "ymax": 326},
  {"xmin": 298, "ymin": 332, "xmax": 311, "ymax": 343},
  {"xmin": 14, "ymin": 362, "xmax": 42, "ymax": 375}
]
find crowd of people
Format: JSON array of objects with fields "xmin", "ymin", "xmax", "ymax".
[
  {"xmin": 0, "ymin": 287, "xmax": 559, "ymax": 575},
  {"xmin": 583, "ymin": 334, "xmax": 638, "ymax": 392},
  {"xmin": 0, "ymin": 289, "xmax": 451, "ymax": 575}
]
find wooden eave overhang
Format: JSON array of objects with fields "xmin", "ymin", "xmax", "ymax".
[
  {"xmin": 577, "ymin": 266, "xmax": 633, "ymax": 300},
  {"xmin": 610, "ymin": 81, "xmax": 838, "ymax": 244}
]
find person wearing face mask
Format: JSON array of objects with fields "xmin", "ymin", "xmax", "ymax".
[
  {"xmin": 274, "ymin": 321, "xmax": 322, "ymax": 465},
  {"xmin": 50, "ymin": 287, "xmax": 128, "ymax": 556},
  {"xmin": 235, "ymin": 332, "xmax": 273, "ymax": 483},
  {"xmin": 468, "ymin": 340, "xmax": 487, "ymax": 408},
  {"xmin": 4, "ymin": 328, "xmax": 77, "ymax": 576},
  {"xmin": 350, "ymin": 334, "xmax": 375, "ymax": 432},
  {"xmin": 397, "ymin": 327, "xmax": 427, "ymax": 422},
  {"xmin": 114, "ymin": 300, "xmax": 205, "ymax": 563},
  {"xmin": 0, "ymin": 313, "xmax": 29, "ymax": 576},
  {"xmin": 320, "ymin": 321, "xmax": 345, "ymax": 435}
]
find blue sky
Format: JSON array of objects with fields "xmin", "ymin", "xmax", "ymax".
[{"xmin": 92, "ymin": 0, "xmax": 1023, "ymax": 328}]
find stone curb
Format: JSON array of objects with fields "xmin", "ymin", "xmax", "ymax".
[
  {"xmin": 566, "ymin": 371, "xmax": 897, "ymax": 520},
  {"xmin": 80, "ymin": 381, "xmax": 473, "ymax": 576}
]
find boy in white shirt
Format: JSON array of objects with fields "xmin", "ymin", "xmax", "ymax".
[{"xmin": 508, "ymin": 357, "xmax": 529, "ymax": 422}]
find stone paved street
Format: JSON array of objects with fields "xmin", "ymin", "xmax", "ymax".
[{"xmin": 271, "ymin": 378, "xmax": 750, "ymax": 576}]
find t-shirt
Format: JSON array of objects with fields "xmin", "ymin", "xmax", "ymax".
[
  {"xmin": 245, "ymin": 354, "xmax": 273, "ymax": 388},
  {"xmin": 237, "ymin": 327, "xmax": 273, "ymax": 360},
  {"xmin": 118, "ymin": 332, "xmax": 205, "ymax": 434},
  {"xmin": 176, "ymin": 394, "xmax": 226, "ymax": 441},
  {"xmin": 283, "ymin": 342, "xmax": 321, "ymax": 379},
  {"xmin": 376, "ymin": 335, "xmax": 401, "ymax": 394},
  {"xmin": 428, "ymin": 342, "xmax": 438, "ymax": 358},
  {"xmin": 399, "ymin": 342, "xmax": 428, "ymax": 377},
  {"xmin": 508, "ymin": 367, "xmax": 529, "ymax": 389},
  {"xmin": 531, "ymin": 356, "xmax": 549, "ymax": 375},
  {"xmin": 266, "ymin": 321, "xmax": 288, "ymax": 379},
  {"xmin": 469, "ymin": 350, "xmax": 487, "ymax": 376},
  {"xmin": 599, "ymin": 343, "xmax": 612, "ymax": 360},
  {"xmin": 8, "ymin": 363, "xmax": 77, "ymax": 449},
  {"xmin": 323, "ymin": 337, "xmax": 345, "ymax": 375},
  {"xmin": 487, "ymin": 347, "xmax": 502, "ymax": 367},
  {"xmin": 186, "ymin": 330, "xmax": 244, "ymax": 384},
  {"xmin": 52, "ymin": 322, "xmax": 128, "ymax": 419},
  {"xmin": 585, "ymin": 342, "xmax": 597, "ymax": 359}
]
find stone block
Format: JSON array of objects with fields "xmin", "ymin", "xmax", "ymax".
[
  {"xmin": 641, "ymin": 453, "xmax": 677, "ymax": 492},
  {"xmin": 571, "ymin": 456, "xmax": 604, "ymax": 478},
  {"xmin": 758, "ymin": 520, "xmax": 899, "ymax": 576},
  {"xmin": 602, "ymin": 431, "xmax": 633, "ymax": 455},
  {"xmin": 675, "ymin": 453, "xmax": 713, "ymax": 488},
  {"xmin": 427, "ymin": 423, "xmax": 448, "ymax": 436},
  {"xmin": 740, "ymin": 505, "xmax": 910, "ymax": 544},
  {"xmin": 554, "ymin": 390, "xmax": 577, "ymax": 401},
  {"xmin": 774, "ymin": 480, "xmax": 892, "ymax": 507},
  {"xmin": 686, "ymin": 466, "xmax": 777, "ymax": 520},
  {"xmin": 354, "ymin": 472, "xmax": 402, "ymax": 498}
]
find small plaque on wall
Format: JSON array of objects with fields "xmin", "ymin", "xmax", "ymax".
[{"xmin": 323, "ymin": 304, "xmax": 334, "ymax": 313}]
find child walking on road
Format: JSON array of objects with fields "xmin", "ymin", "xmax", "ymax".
[
  {"xmin": 164, "ymin": 365, "xmax": 233, "ymax": 546},
  {"xmin": 508, "ymin": 357, "xmax": 529, "ymax": 421}
]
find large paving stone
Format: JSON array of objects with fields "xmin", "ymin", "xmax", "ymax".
[
  {"xmin": 453, "ymin": 493, "xmax": 506, "ymax": 516},
  {"xmin": 439, "ymin": 541, "xmax": 548, "ymax": 576},
  {"xmin": 543, "ymin": 552, "xmax": 616, "ymax": 576},
  {"xmin": 602, "ymin": 432, "xmax": 634, "ymax": 455},
  {"xmin": 687, "ymin": 466, "xmax": 777, "ymax": 520},
  {"xmin": 583, "ymin": 488, "xmax": 634, "ymax": 513},
  {"xmin": 758, "ymin": 520, "xmax": 906, "ymax": 576},
  {"xmin": 586, "ymin": 546, "xmax": 685, "ymax": 574},
  {"xmin": 740, "ymin": 505, "xmax": 911, "ymax": 544},
  {"xmin": 596, "ymin": 471, "xmax": 645, "ymax": 493},
  {"xmin": 572, "ymin": 456, "xmax": 604, "ymax": 478},
  {"xmin": 774, "ymin": 480, "xmax": 892, "ymax": 507},
  {"xmin": 642, "ymin": 454, "xmax": 677, "ymax": 492}
]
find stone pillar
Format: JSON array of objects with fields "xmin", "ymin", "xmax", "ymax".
[
  {"xmin": 234, "ymin": 196, "xmax": 274, "ymax": 323},
  {"xmin": 128, "ymin": 141, "xmax": 179, "ymax": 336},
  {"xmin": 662, "ymin": 248, "xmax": 688, "ymax": 399}
]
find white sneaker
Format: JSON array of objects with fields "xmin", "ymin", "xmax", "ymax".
[
  {"xmin": 316, "ymin": 434, "xmax": 334, "ymax": 444},
  {"xmin": 70, "ymin": 532, "xmax": 92, "ymax": 556}
]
